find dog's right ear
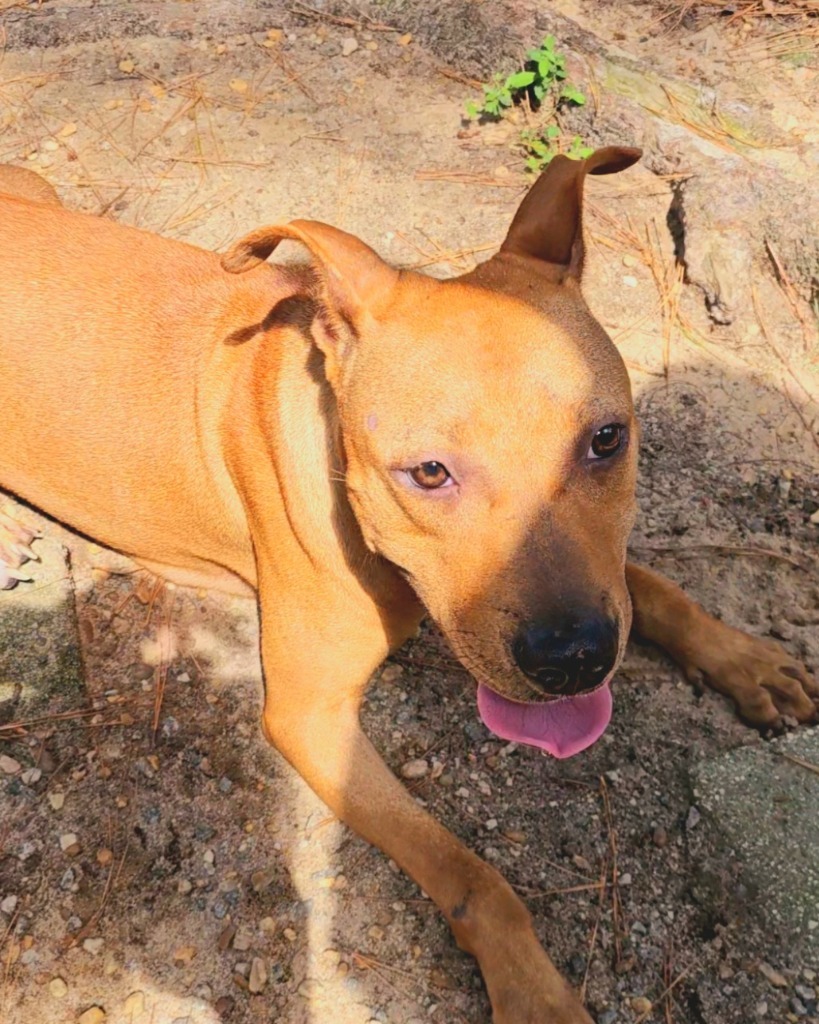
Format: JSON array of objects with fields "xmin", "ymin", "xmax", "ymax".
[
  {"xmin": 221, "ymin": 221, "xmax": 399, "ymax": 379},
  {"xmin": 498, "ymin": 146, "xmax": 641, "ymax": 284}
]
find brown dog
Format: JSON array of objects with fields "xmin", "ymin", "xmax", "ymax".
[{"xmin": 0, "ymin": 150, "xmax": 816, "ymax": 1022}]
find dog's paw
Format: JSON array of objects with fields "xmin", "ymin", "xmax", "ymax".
[
  {"xmin": 683, "ymin": 624, "xmax": 818, "ymax": 731},
  {"xmin": 0, "ymin": 506, "xmax": 39, "ymax": 590}
]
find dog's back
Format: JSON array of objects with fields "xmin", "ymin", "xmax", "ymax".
[{"xmin": 0, "ymin": 184, "xmax": 281, "ymax": 590}]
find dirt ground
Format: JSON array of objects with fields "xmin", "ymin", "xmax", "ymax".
[{"xmin": 1, "ymin": 1, "xmax": 818, "ymax": 1023}]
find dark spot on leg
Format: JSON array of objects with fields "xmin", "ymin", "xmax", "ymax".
[{"xmin": 451, "ymin": 899, "xmax": 468, "ymax": 920}]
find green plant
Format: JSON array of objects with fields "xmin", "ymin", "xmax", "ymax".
[
  {"xmin": 465, "ymin": 36, "xmax": 586, "ymax": 121},
  {"xmin": 520, "ymin": 128, "xmax": 593, "ymax": 172}
]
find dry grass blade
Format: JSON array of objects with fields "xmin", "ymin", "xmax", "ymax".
[
  {"xmin": 660, "ymin": 84, "xmax": 773, "ymax": 151},
  {"xmin": 764, "ymin": 239, "xmax": 815, "ymax": 353},
  {"xmin": 663, "ymin": 939, "xmax": 676, "ymax": 1024},
  {"xmin": 516, "ymin": 882, "xmax": 605, "ymax": 899},
  {"xmin": 633, "ymin": 957, "xmax": 700, "ymax": 1024},
  {"xmin": 630, "ymin": 542, "xmax": 814, "ymax": 573},
  {"xmin": 600, "ymin": 777, "xmax": 628, "ymax": 971},
  {"xmin": 352, "ymin": 951, "xmax": 470, "ymax": 1023},
  {"xmin": 653, "ymin": 0, "xmax": 816, "ymax": 26},
  {"xmin": 150, "ymin": 588, "xmax": 175, "ymax": 744},
  {"xmin": 59, "ymin": 840, "xmax": 128, "ymax": 953},
  {"xmin": 415, "ymin": 169, "xmax": 522, "ymax": 188},
  {"xmin": 437, "ymin": 66, "xmax": 484, "ymax": 90},
  {"xmin": 750, "ymin": 283, "xmax": 819, "ymax": 450},
  {"xmin": 289, "ymin": 2, "xmax": 399, "ymax": 31},
  {"xmin": 0, "ymin": 705, "xmax": 119, "ymax": 734},
  {"xmin": 408, "ymin": 242, "xmax": 496, "ymax": 270},
  {"xmin": 780, "ymin": 752, "xmax": 819, "ymax": 777},
  {"xmin": 581, "ymin": 849, "xmax": 611, "ymax": 1001}
]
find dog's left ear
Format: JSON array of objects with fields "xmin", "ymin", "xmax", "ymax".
[
  {"xmin": 221, "ymin": 220, "xmax": 399, "ymax": 376},
  {"xmin": 499, "ymin": 146, "xmax": 641, "ymax": 283}
]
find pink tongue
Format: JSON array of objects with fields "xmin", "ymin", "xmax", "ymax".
[{"xmin": 477, "ymin": 683, "xmax": 612, "ymax": 759}]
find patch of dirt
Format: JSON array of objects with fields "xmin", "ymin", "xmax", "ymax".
[{"xmin": 1, "ymin": 2, "xmax": 817, "ymax": 1024}]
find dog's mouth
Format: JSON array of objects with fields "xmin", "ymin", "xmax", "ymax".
[{"xmin": 476, "ymin": 676, "xmax": 613, "ymax": 759}]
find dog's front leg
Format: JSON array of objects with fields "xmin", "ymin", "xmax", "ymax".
[
  {"xmin": 256, "ymin": 572, "xmax": 592, "ymax": 1024},
  {"xmin": 626, "ymin": 563, "xmax": 818, "ymax": 729}
]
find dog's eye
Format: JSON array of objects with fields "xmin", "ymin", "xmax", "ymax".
[
  {"xmin": 407, "ymin": 461, "xmax": 452, "ymax": 489},
  {"xmin": 588, "ymin": 424, "xmax": 625, "ymax": 460}
]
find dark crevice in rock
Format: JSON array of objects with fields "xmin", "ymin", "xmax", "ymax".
[{"xmin": 666, "ymin": 179, "xmax": 688, "ymax": 274}]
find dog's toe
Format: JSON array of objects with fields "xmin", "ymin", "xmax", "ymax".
[{"xmin": 0, "ymin": 506, "xmax": 39, "ymax": 589}]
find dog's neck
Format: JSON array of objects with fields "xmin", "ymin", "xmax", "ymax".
[{"xmin": 224, "ymin": 276, "xmax": 422, "ymax": 635}]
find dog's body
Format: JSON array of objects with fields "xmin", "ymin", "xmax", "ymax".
[{"xmin": 1, "ymin": 156, "xmax": 816, "ymax": 1022}]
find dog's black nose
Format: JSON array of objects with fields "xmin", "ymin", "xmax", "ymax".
[{"xmin": 512, "ymin": 615, "xmax": 619, "ymax": 695}]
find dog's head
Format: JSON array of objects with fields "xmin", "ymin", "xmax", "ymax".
[{"xmin": 223, "ymin": 146, "xmax": 641, "ymax": 758}]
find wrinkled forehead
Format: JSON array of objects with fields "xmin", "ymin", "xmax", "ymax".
[{"xmin": 347, "ymin": 279, "xmax": 632, "ymax": 433}]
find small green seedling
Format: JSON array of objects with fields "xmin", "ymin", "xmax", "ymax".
[
  {"xmin": 465, "ymin": 36, "xmax": 586, "ymax": 121},
  {"xmin": 520, "ymin": 128, "xmax": 593, "ymax": 172}
]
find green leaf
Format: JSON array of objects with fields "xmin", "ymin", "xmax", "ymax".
[
  {"xmin": 506, "ymin": 70, "xmax": 536, "ymax": 89},
  {"xmin": 465, "ymin": 100, "xmax": 478, "ymax": 118},
  {"xmin": 546, "ymin": 124, "xmax": 560, "ymax": 139},
  {"xmin": 560, "ymin": 83, "xmax": 586, "ymax": 105}
]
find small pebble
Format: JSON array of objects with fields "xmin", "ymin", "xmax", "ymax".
[
  {"xmin": 60, "ymin": 833, "xmax": 80, "ymax": 853},
  {"xmin": 630, "ymin": 996, "xmax": 652, "ymax": 1014},
  {"xmin": 380, "ymin": 664, "xmax": 403, "ymax": 683},
  {"xmin": 218, "ymin": 777, "xmax": 233, "ymax": 794},
  {"xmin": 78, "ymin": 1007, "xmax": 106, "ymax": 1024},
  {"xmin": 248, "ymin": 957, "xmax": 268, "ymax": 994},
  {"xmin": 21, "ymin": 767, "xmax": 42, "ymax": 785},
  {"xmin": 123, "ymin": 991, "xmax": 145, "ymax": 1016},
  {"xmin": 298, "ymin": 978, "xmax": 322, "ymax": 999},
  {"xmin": 177, "ymin": 879, "xmax": 192, "ymax": 895},
  {"xmin": 217, "ymin": 924, "xmax": 236, "ymax": 953},
  {"xmin": 622, "ymin": 275, "xmax": 638, "ymax": 288},
  {"xmin": 97, "ymin": 848, "xmax": 113, "ymax": 867},
  {"xmin": 215, "ymin": 996, "xmax": 234, "ymax": 1014},
  {"xmin": 48, "ymin": 976, "xmax": 68, "ymax": 998},
  {"xmin": 1, "ymin": 895, "xmax": 18, "ymax": 915},
  {"xmin": 172, "ymin": 945, "xmax": 197, "ymax": 965},
  {"xmin": 400, "ymin": 759, "xmax": 429, "ymax": 780},
  {"xmin": 48, "ymin": 792, "xmax": 65, "ymax": 811},
  {"xmin": 685, "ymin": 806, "xmax": 701, "ymax": 830},
  {"xmin": 341, "ymin": 37, "xmax": 358, "ymax": 56},
  {"xmin": 233, "ymin": 927, "xmax": 252, "ymax": 952},
  {"xmin": 0, "ymin": 755, "xmax": 21, "ymax": 775},
  {"xmin": 759, "ymin": 962, "xmax": 788, "ymax": 988},
  {"xmin": 83, "ymin": 938, "xmax": 104, "ymax": 955},
  {"xmin": 652, "ymin": 827, "xmax": 668, "ymax": 848},
  {"xmin": 251, "ymin": 867, "xmax": 276, "ymax": 892}
]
